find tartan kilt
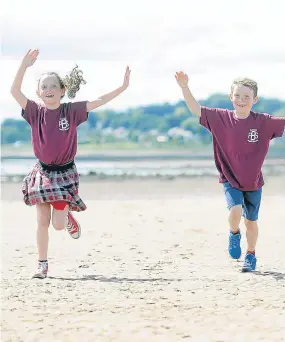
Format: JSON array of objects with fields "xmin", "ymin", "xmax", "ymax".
[{"xmin": 22, "ymin": 162, "xmax": 87, "ymax": 212}]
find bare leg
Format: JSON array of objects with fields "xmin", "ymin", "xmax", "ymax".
[
  {"xmin": 228, "ymin": 205, "xmax": 242, "ymax": 233},
  {"xmin": 36, "ymin": 203, "xmax": 51, "ymax": 260},
  {"xmin": 52, "ymin": 205, "xmax": 69, "ymax": 231},
  {"xmin": 244, "ymin": 218, "xmax": 258, "ymax": 252}
]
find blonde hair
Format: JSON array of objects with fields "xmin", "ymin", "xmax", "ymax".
[
  {"xmin": 231, "ymin": 77, "xmax": 258, "ymax": 97},
  {"xmin": 38, "ymin": 65, "xmax": 86, "ymax": 99}
]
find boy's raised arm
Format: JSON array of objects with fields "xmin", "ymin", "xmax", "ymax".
[{"xmin": 175, "ymin": 71, "xmax": 201, "ymax": 117}]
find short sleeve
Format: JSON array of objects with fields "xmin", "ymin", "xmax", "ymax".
[
  {"xmin": 264, "ymin": 115, "xmax": 285, "ymax": 139},
  {"xmin": 21, "ymin": 100, "xmax": 39, "ymax": 126},
  {"xmin": 199, "ymin": 106, "xmax": 228, "ymax": 133},
  {"xmin": 71, "ymin": 101, "xmax": 89, "ymax": 126}
]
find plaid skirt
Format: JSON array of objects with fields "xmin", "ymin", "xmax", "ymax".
[{"xmin": 22, "ymin": 161, "xmax": 87, "ymax": 212}]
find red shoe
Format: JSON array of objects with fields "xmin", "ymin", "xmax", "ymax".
[{"xmin": 66, "ymin": 212, "xmax": 81, "ymax": 239}]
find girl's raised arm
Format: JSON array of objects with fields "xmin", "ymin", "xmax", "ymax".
[
  {"xmin": 10, "ymin": 49, "xmax": 39, "ymax": 109},
  {"xmin": 86, "ymin": 66, "xmax": 130, "ymax": 111}
]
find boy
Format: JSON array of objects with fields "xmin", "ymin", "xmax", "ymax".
[{"xmin": 175, "ymin": 72, "xmax": 285, "ymax": 272}]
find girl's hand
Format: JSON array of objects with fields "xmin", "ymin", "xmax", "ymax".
[
  {"xmin": 122, "ymin": 66, "xmax": 131, "ymax": 89},
  {"xmin": 21, "ymin": 49, "xmax": 39, "ymax": 68},
  {"xmin": 175, "ymin": 71, "xmax": 189, "ymax": 88}
]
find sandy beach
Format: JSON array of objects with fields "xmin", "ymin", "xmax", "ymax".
[{"xmin": 1, "ymin": 176, "xmax": 285, "ymax": 342}]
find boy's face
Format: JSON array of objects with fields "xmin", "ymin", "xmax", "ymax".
[
  {"xmin": 37, "ymin": 75, "xmax": 65, "ymax": 105},
  {"xmin": 230, "ymin": 84, "xmax": 258, "ymax": 115}
]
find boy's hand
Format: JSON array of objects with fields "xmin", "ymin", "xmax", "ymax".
[
  {"xmin": 122, "ymin": 66, "xmax": 131, "ymax": 89},
  {"xmin": 21, "ymin": 49, "xmax": 39, "ymax": 68},
  {"xmin": 175, "ymin": 71, "xmax": 189, "ymax": 88}
]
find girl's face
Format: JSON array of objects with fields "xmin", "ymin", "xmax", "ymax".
[{"xmin": 37, "ymin": 75, "xmax": 65, "ymax": 106}]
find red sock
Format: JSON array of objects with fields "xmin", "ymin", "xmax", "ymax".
[{"xmin": 247, "ymin": 250, "xmax": 255, "ymax": 255}]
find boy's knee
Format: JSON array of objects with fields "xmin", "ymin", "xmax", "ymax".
[
  {"xmin": 244, "ymin": 218, "xmax": 258, "ymax": 228},
  {"xmin": 229, "ymin": 205, "xmax": 242, "ymax": 217}
]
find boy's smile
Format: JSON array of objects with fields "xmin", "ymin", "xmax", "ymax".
[{"xmin": 230, "ymin": 84, "xmax": 258, "ymax": 118}]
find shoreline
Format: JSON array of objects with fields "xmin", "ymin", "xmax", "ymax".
[
  {"xmin": 1, "ymin": 162, "xmax": 285, "ymax": 182},
  {"xmin": 1, "ymin": 145, "xmax": 285, "ymax": 160},
  {"xmin": 2, "ymin": 170, "xmax": 285, "ymax": 183}
]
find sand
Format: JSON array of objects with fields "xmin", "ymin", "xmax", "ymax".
[{"xmin": 1, "ymin": 177, "xmax": 285, "ymax": 342}]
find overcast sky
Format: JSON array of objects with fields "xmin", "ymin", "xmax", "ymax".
[{"xmin": 1, "ymin": 0, "xmax": 285, "ymax": 120}]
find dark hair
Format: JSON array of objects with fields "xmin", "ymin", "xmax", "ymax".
[{"xmin": 38, "ymin": 65, "xmax": 86, "ymax": 99}]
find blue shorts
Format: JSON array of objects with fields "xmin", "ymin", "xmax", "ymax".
[{"xmin": 222, "ymin": 182, "xmax": 262, "ymax": 221}]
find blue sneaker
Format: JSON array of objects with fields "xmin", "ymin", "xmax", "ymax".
[
  {"xmin": 228, "ymin": 231, "xmax": 241, "ymax": 259},
  {"xmin": 242, "ymin": 253, "xmax": 257, "ymax": 272}
]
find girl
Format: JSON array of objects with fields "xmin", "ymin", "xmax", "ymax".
[{"xmin": 10, "ymin": 49, "xmax": 131, "ymax": 279}]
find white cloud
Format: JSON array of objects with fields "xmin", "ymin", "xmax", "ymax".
[{"xmin": 1, "ymin": 0, "xmax": 285, "ymax": 121}]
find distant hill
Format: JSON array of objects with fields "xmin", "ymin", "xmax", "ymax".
[{"xmin": 1, "ymin": 94, "xmax": 285, "ymax": 146}]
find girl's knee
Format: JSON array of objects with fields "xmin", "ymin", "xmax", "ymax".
[
  {"xmin": 52, "ymin": 222, "xmax": 65, "ymax": 230},
  {"xmin": 52, "ymin": 206, "xmax": 69, "ymax": 231},
  {"xmin": 52, "ymin": 215, "xmax": 66, "ymax": 230}
]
